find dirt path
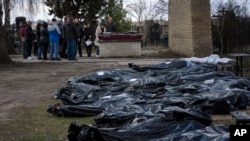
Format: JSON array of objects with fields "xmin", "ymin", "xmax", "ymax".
[{"xmin": 0, "ymin": 62, "xmax": 123, "ymax": 122}]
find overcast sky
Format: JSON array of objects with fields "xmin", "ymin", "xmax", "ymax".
[{"xmin": 10, "ymin": 0, "xmax": 250, "ymax": 23}]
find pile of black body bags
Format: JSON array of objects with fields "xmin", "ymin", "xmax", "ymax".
[{"xmin": 47, "ymin": 59, "xmax": 250, "ymax": 141}]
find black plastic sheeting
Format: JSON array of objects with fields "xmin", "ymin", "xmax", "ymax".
[
  {"xmin": 67, "ymin": 121, "xmax": 229, "ymax": 141},
  {"xmin": 47, "ymin": 60, "xmax": 250, "ymax": 141}
]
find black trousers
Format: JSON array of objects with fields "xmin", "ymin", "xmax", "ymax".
[
  {"xmin": 86, "ymin": 45, "xmax": 92, "ymax": 57},
  {"xmin": 26, "ymin": 40, "xmax": 33, "ymax": 57},
  {"xmin": 40, "ymin": 43, "xmax": 49, "ymax": 59},
  {"xmin": 61, "ymin": 39, "xmax": 67, "ymax": 58},
  {"xmin": 77, "ymin": 39, "xmax": 82, "ymax": 57},
  {"xmin": 22, "ymin": 41, "xmax": 27, "ymax": 59},
  {"xmin": 33, "ymin": 42, "xmax": 38, "ymax": 56}
]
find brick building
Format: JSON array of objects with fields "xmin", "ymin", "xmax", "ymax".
[{"xmin": 169, "ymin": 0, "xmax": 212, "ymax": 57}]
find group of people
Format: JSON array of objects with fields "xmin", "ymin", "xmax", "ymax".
[{"xmin": 19, "ymin": 16, "xmax": 116, "ymax": 60}]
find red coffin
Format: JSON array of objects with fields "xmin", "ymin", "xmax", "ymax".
[{"xmin": 99, "ymin": 34, "xmax": 143, "ymax": 41}]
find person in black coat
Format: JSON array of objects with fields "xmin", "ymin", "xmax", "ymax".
[
  {"xmin": 83, "ymin": 22, "xmax": 94, "ymax": 57},
  {"xmin": 35, "ymin": 23, "xmax": 41, "ymax": 57},
  {"xmin": 61, "ymin": 17, "xmax": 69, "ymax": 58},
  {"xmin": 74, "ymin": 18, "xmax": 84, "ymax": 57},
  {"xmin": 25, "ymin": 21, "xmax": 35, "ymax": 59},
  {"xmin": 39, "ymin": 22, "xmax": 49, "ymax": 60}
]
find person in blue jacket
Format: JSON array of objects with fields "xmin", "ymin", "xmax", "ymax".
[{"xmin": 48, "ymin": 18, "xmax": 61, "ymax": 60}]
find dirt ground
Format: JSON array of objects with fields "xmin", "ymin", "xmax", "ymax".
[
  {"xmin": 0, "ymin": 62, "xmax": 129, "ymax": 140},
  {"xmin": 0, "ymin": 62, "xmax": 125, "ymax": 119}
]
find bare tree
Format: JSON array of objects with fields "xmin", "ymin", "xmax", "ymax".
[
  {"xmin": 3, "ymin": 0, "xmax": 15, "ymax": 54},
  {"xmin": 153, "ymin": 0, "xmax": 168, "ymax": 18},
  {"xmin": 0, "ymin": 0, "xmax": 3, "ymax": 27},
  {"xmin": 144, "ymin": 0, "xmax": 162, "ymax": 20},
  {"xmin": 11, "ymin": 0, "xmax": 45, "ymax": 22},
  {"xmin": 126, "ymin": 0, "xmax": 146, "ymax": 31},
  {"xmin": 126, "ymin": 0, "xmax": 165, "ymax": 28},
  {"xmin": 4, "ymin": 0, "xmax": 10, "ymax": 26},
  {"xmin": 0, "ymin": 0, "xmax": 11, "ymax": 63},
  {"xmin": 0, "ymin": 0, "xmax": 43, "ymax": 63},
  {"xmin": 126, "ymin": 0, "xmax": 164, "ymax": 45},
  {"xmin": 212, "ymin": 0, "xmax": 232, "ymax": 55},
  {"xmin": 212, "ymin": 0, "xmax": 248, "ymax": 54}
]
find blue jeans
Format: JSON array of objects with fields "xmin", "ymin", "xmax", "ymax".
[
  {"xmin": 49, "ymin": 41, "xmax": 59, "ymax": 59},
  {"xmin": 95, "ymin": 45, "xmax": 99, "ymax": 55},
  {"xmin": 38, "ymin": 46, "xmax": 43, "ymax": 59},
  {"xmin": 67, "ymin": 40, "xmax": 76, "ymax": 60}
]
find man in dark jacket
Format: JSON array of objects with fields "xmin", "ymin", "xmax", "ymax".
[
  {"xmin": 39, "ymin": 22, "xmax": 49, "ymax": 60},
  {"xmin": 35, "ymin": 23, "xmax": 41, "ymax": 57},
  {"xmin": 74, "ymin": 18, "xmax": 84, "ymax": 57},
  {"xmin": 25, "ymin": 21, "xmax": 35, "ymax": 59},
  {"xmin": 61, "ymin": 17, "xmax": 69, "ymax": 58},
  {"xmin": 106, "ymin": 17, "xmax": 116, "ymax": 32},
  {"xmin": 65, "ymin": 17, "xmax": 79, "ymax": 60}
]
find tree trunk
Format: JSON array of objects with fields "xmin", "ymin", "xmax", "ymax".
[
  {"xmin": 0, "ymin": 29, "xmax": 11, "ymax": 63},
  {"xmin": 0, "ymin": 0, "xmax": 11, "ymax": 63},
  {"xmin": 0, "ymin": 0, "xmax": 3, "ymax": 27},
  {"xmin": 219, "ymin": 32, "xmax": 224, "ymax": 56},
  {"xmin": 4, "ymin": 0, "xmax": 15, "ymax": 54},
  {"xmin": 4, "ymin": 0, "xmax": 10, "ymax": 26}
]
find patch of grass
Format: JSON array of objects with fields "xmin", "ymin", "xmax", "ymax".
[
  {"xmin": 158, "ymin": 48, "xmax": 185, "ymax": 58},
  {"xmin": 0, "ymin": 62, "xmax": 46, "ymax": 70},
  {"xmin": 141, "ymin": 45, "xmax": 185, "ymax": 58},
  {"xmin": 212, "ymin": 113, "xmax": 235, "ymax": 126},
  {"xmin": 0, "ymin": 62, "xmax": 25, "ymax": 69},
  {"xmin": 0, "ymin": 104, "xmax": 94, "ymax": 141},
  {"xmin": 212, "ymin": 108, "xmax": 250, "ymax": 126}
]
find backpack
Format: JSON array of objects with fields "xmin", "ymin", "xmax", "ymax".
[{"xmin": 20, "ymin": 27, "xmax": 25, "ymax": 37}]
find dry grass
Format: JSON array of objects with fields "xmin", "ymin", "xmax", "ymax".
[
  {"xmin": 142, "ymin": 45, "xmax": 185, "ymax": 58},
  {"xmin": 0, "ymin": 103, "xmax": 94, "ymax": 141}
]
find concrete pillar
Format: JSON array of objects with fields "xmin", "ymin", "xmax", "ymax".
[{"xmin": 169, "ymin": 0, "xmax": 213, "ymax": 57}]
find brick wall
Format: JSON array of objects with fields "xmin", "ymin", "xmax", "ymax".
[
  {"xmin": 169, "ymin": 0, "xmax": 212, "ymax": 57},
  {"xmin": 191, "ymin": 0, "xmax": 213, "ymax": 57},
  {"xmin": 99, "ymin": 41, "xmax": 141, "ymax": 57}
]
